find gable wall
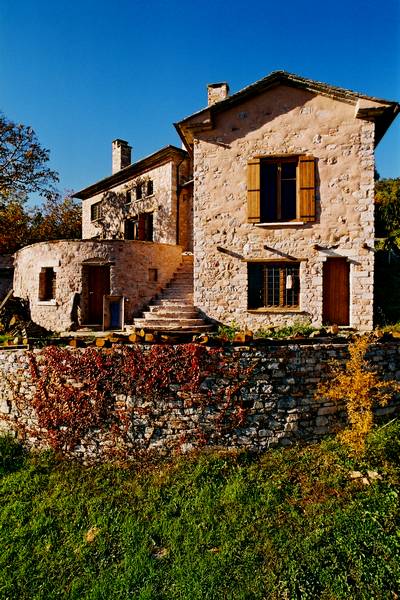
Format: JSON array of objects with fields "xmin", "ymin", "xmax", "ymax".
[{"xmin": 192, "ymin": 85, "xmax": 375, "ymax": 331}]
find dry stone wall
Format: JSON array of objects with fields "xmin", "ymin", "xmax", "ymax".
[{"xmin": 0, "ymin": 341, "xmax": 399, "ymax": 462}]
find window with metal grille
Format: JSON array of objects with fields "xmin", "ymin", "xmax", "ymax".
[
  {"xmin": 90, "ymin": 201, "xmax": 102, "ymax": 221},
  {"xmin": 248, "ymin": 262, "xmax": 300, "ymax": 309}
]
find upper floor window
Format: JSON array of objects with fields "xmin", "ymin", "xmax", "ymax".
[
  {"xmin": 136, "ymin": 184, "xmax": 143, "ymax": 200},
  {"xmin": 124, "ymin": 213, "xmax": 153, "ymax": 241},
  {"xmin": 90, "ymin": 201, "xmax": 102, "ymax": 221},
  {"xmin": 146, "ymin": 180, "xmax": 153, "ymax": 196},
  {"xmin": 125, "ymin": 190, "xmax": 132, "ymax": 205},
  {"xmin": 247, "ymin": 155, "xmax": 315, "ymax": 224},
  {"xmin": 39, "ymin": 267, "xmax": 56, "ymax": 301}
]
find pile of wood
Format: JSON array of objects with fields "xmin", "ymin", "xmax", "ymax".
[{"xmin": 0, "ymin": 291, "xmax": 51, "ymax": 340}]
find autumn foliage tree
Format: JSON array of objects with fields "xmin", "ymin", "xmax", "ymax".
[
  {"xmin": 0, "ymin": 114, "xmax": 59, "ymax": 205},
  {"xmin": 0, "ymin": 193, "xmax": 81, "ymax": 254},
  {"xmin": 0, "ymin": 114, "xmax": 81, "ymax": 254}
]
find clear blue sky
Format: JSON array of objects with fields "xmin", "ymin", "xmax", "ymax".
[{"xmin": 1, "ymin": 0, "xmax": 399, "ymax": 203}]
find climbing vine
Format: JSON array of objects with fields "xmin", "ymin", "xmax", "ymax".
[{"xmin": 25, "ymin": 344, "xmax": 258, "ymax": 456}]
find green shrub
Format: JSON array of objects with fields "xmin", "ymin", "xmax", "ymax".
[{"xmin": 0, "ymin": 435, "xmax": 25, "ymax": 475}]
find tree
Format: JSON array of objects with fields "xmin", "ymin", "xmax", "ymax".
[
  {"xmin": 375, "ymin": 177, "xmax": 400, "ymax": 248},
  {"xmin": 0, "ymin": 114, "xmax": 59, "ymax": 205},
  {"xmin": 29, "ymin": 193, "xmax": 81, "ymax": 243},
  {"xmin": 0, "ymin": 193, "xmax": 81, "ymax": 255}
]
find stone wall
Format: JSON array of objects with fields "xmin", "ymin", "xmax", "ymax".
[
  {"xmin": 13, "ymin": 240, "xmax": 183, "ymax": 331},
  {"xmin": 82, "ymin": 157, "xmax": 192, "ymax": 249},
  {"xmin": 192, "ymin": 85, "xmax": 375, "ymax": 331},
  {"xmin": 0, "ymin": 341, "xmax": 399, "ymax": 461}
]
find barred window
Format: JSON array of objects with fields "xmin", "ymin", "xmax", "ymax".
[
  {"xmin": 90, "ymin": 201, "xmax": 102, "ymax": 221},
  {"xmin": 248, "ymin": 262, "xmax": 300, "ymax": 309}
]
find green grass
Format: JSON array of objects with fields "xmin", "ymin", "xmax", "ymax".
[{"xmin": 1, "ymin": 423, "xmax": 400, "ymax": 599}]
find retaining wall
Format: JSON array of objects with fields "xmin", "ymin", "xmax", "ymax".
[{"xmin": 0, "ymin": 341, "xmax": 399, "ymax": 461}]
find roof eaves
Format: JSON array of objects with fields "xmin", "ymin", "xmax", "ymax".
[{"xmin": 74, "ymin": 145, "xmax": 188, "ymax": 200}]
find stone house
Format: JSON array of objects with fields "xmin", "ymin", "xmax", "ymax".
[
  {"xmin": 11, "ymin": 71, "xmax": 399, "ymax": 333},
  {"xmin": 175, "ymin": 71, "xmax": 399, "ymax": 331}
]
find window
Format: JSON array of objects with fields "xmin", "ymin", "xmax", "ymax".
[
  {"xmin": 39, "ymin": 267, "xmax": 56, "ymax": 301},
  {"xmin": 247, "ymin": 155, "xmax": 315, "ymax": 223},
  {"xmin": 124, "ymin": 213, "xmax": 153, "ymax": 241},
  {"xmin": 125, "ymin": 190, "xmax": 132, "ymax": 204},
  {"xmin": 136, "ymin": 184, "xmax": 143, "ymax": 200},
  {"xmin": 148, "ymin": 268, "xmax": 158, "ymax": 282},
  {"xmin": 146, "ymin": 180, "xmax": 153, "ymax": 196},
  {"xmin": 90, "ymin": 201, "xmax": 102, "ymax": 221},
  {"xmin": 248, "ymin": 262, "xmax": 300, "ymax": 309}
]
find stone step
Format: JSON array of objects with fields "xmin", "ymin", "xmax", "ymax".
[
  {"xmin": 149, "ymin": 306, "xmax": 198, "ymax": 316},
  {"xmin": 140, "ymin": 315, "xmax": 206, "ymax": 325},
  {"xmin": 134, "ymin": 318, "xmax": 208, "ymax": 328},
  {"xmin": 162, "ymin": 291, "xmax": 193, "ymax": 298}
]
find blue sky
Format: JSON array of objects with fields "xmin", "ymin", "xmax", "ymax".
[{"xmin": 1, "ymin": 0, "xmax": 399, "ymax": 203}]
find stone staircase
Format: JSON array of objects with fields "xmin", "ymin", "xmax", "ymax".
[{"xmin": 134, "ymin": 255, "xmax": 212, "ymax": 332}]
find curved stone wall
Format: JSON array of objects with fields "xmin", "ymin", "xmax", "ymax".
[{"xmin": 13, "ymin": 239, "xmax": 183, "ymax": 332}]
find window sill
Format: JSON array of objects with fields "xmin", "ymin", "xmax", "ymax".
[
  {"xmin": 248, "ymin": 308, "xmax": 305, "ymax": 314},
  {"xmin": 37, "ymin": 300, "xmax": 57, "ymax": 306},
  {"xmin": 254, "ymin": 221, "xmax": 305, "ymax": 227}
]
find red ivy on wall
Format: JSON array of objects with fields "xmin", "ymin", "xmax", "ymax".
[{"xmin": 26, "ymin": 344, "xmax": 257, "ymax": 455}]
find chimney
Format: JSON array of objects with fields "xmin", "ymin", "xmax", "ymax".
[
  {"xmin": 207, "ymin": 82, "xmax": 229, "ymax": 106},
  {"xmin": 112, "ymin": 139, "xmax": 132, "ymax": 174}
]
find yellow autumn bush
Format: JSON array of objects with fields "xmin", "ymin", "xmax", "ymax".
[{"xmin": 317, "ymin": 335, "xmax": 400, "ymax": 453}]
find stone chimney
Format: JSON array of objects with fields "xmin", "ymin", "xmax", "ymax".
[
  {"xmin": 207, "ymin": 82, "xmax": 229, "ymax": 106},
  {"xmin": 112, "ymin": 139, "xmax": 132, "ymax": 174}
]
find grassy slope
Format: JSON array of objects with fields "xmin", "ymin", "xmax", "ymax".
[{"xmin": 0, "ymin": 424, "xmax": 399, "ymax": 600}]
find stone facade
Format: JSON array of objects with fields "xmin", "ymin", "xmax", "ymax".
[
  {"xmin": 0, "ymin": 341, "xmax": 399, "ymax": 460},
  {"xmin": 13, "ymin": 240, "xmax": 182, "ymax": 331},
  {"xmin": 80, "ymin": 147, "xmax": 193, "ymax": 251},
  {"xmin": 176, "ymin": 72, "xmax": 399, "ymax": 332},
  {"xmin": 10, "ymin": 71, "xmax": 399, "ymax": 334}
]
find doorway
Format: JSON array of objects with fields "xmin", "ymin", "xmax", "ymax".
[
  {"xmin": 322, "ymin": 258, "xmax": 350, "ymax": 326},
  {"xmin": 86, "ymin": 265, "xmax": 110, "ymax": 324}
]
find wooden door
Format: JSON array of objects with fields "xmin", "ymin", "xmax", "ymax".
[
  {"xmin": 323, "ymin": 258, "xmax": 350, "ymax": 325},
  {"xmin": 87, "ymin": 266, "xmax": 110, "ymax": 324}
]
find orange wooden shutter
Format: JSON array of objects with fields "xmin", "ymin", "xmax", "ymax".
[
  {"xmin": 247, "ymin": 158, "xmax": 261, "ymax": 223},
  {"xmin": 298, "ymin": 155, "xmax": 316, "ymax": 222},
  {"xmin": 38, "ymin": 270, "xmax": 47, "ymax": 300}
]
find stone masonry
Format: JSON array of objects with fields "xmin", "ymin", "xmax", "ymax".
[
  {"xmin": 13, "ymin": 240, "xmax": 183, "ymax": 331},
  {"xmin": 0, "ymin": 341, "xmax": 399, "ymax": 461},
  {"xmin": 189, "ymin": 85, "xmax": 376, "ymax": 331}
]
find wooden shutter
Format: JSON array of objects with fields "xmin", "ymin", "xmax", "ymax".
[
  {"xmin": 138, "ymin": 214, "xmax": 146, "ymax": 240},
  {"xmin": 38, "ymin": 270, "xmax": 47, "ymax": 301},
  {"xmin": 298, "ymin": 155, "xmax": 316, "ymax": 222},
  {"xmin": 247, "ymin": 158, "xmax": 261, "ymax": 223}
]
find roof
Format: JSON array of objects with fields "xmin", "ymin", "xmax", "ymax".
[
  {"xmin": 74, "ymin": 145, "xmax": 188, "ymax": 200},
  {"xmin": 174, "ymin": 70, "xmax": 400, "ymax": 150}
]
